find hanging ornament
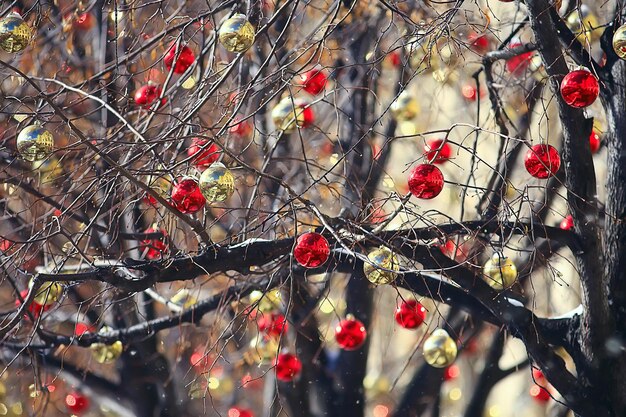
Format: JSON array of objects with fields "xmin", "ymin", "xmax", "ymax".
[
  {"xmin": 229, "ymin": 117, "xmax": 253, "ymax": 137},
  {"xmin": 74, "ymin": 322, "xmax": 96, "ymax": 337},
  {"xmin": 444, "ymin": 364, "xmax": 460, "ymax": 381},
  {"xmin": 482, "ymin": 253, "xmax": 518, "ymax": 290},
  {"xmin": 408, "ymin": 164, "xmax": 444, "ymax": 199},
  {"xmin": 275, "ymin": 353, "xmax": 302, "ymax": 382},
  {"xmin": 16, "ymin": 125, "xmax": 55, "ymax": 162},
  {"xmin": 505, "ymin": 41, "xmax": 533, "ymax": 76},
  {"xmin": 249, "ymin": 289, "xmax": 283, "ymax": 312},
  {"xmin": 560, "ymin": 69, "xmax": 599, "ymax": 108},
  {"xmin": 171, "ymin": 177, "xmax": 206, "ymax": 213},
  {"xmin": 423, "ymin": 139, "xmax": 452, "ymax": 164},
  {"xmin": 134, "ymin": 83, "xmax": 163, "ymax": 108},
  {"xmin": 142, "ymin": 173, "xmax": 170, "ymax": 206},
  {"xmin": 74, "ymin": 13, "xmax": 95, "ymax": 31},
  {"xmin": 187, "ymin": 138, "xmax": 221, "ymax": 168},
  {"xmin": 228, "ymin": 407, "xmax": 254, "ymax": 417},
  {"xmin": 566, "ymin": 5, "xmax": 600, "ymax": 43},
  {"xmin": 15, "ymin": 289, "xmax": 51, "ymax": 317},
  {"xmin": 199, "ymin": 162, "xmax": 235, "ymax": 202},
  {"xmin": 560, "ymin": 215, "xmax": 574, "ymax": 231},
  {"xmin": 468, "ymin": 32, "xmax": 489, "ymax": 54},
  {"xmin": 271, "ymin": 97, "xmax": 315, "ymax": 132},
  {"xmin": 65, "ymin": 392, "xmax": 89, "ymax": 414},
  {"xmin": 461, "ymin": 84, "xmax": 477, "ymax": 101},
  {"xmin": 0, "ymin": 12, "xmax": 31, "ymax": 53},
  {"xmin": 394, "ymin": 300, "xmax": 427, "ymax": 329},
  {"xmin": 141, "ymin": 226, "xmax": 168, "ymax": 260},
  {"xmin": 423, "ymin": 329, "xmax": 458, "ymax": 368},
  {"xmin": 524, "ymin": 144, "xmax": 561, "ymax": 179},
  {"xmin": 247, "ymin": 335, "xmax": 280, "ymax": 364},
  {"xmin": 363, "ymin": 246, "xmax": 399, "ymax": 285},
  {"xmin": 90, "ymin": 327, "xmax": 124, "ymax": 364},
  {"xmin": 257, "ymin": 313, "xmax": 288, "ymax": 338},
  {"xmin": 218, "ymin": 14, "xmax": 255, "ymax": 53},
  {"xmin": 390, "ymin": 91, "xmax": 419, "ymax": 121},
  {"xmin": 296, "ymin": 68, "xmax": 328, "ymax": 95},
  {"xmin": 164, "ymin": 43, "xmax": 195, "ymax": 74},
  {"xmin": 589, "ymin": 130, "xmax": 601, "ymax": 153},
  {"xmin": 530, "ymin": 385, "xmax": 551, "ymax": 403},
  {"xmin": 29, "ymin": 279, "xmax": 62, "ymax": 307},
  {"xmin": 293, "ymin": 232, "xmax": 330, "ymax": 268},
  {"xmin": 613, "ymin": 24, "xmax": 626, "ymax": 59},
  {"xmin": 335, "ymin": 315, "xmax": 367, "ymax": 350}
]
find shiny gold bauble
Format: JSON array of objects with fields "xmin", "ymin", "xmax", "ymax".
[
  {"xmin": 363, "ymin": 246, "xmax": 399, "ymax": 285},
  {"xmin": 423, "ymin": 329, "xmax": 457, "ymax": 368},
  {"xmin": 90, "ymin": 327, "xmax": 124, "ymax": 364},
  {"xmin": 0, "ymin": 13, "xmax": 31, "ymax": 53},
  {"xmin": 249, "ymin": 289, "xmax": 282, "ymax": 312},
  {"xmin": 390, "ymin": 91, "xmax": 419, "ymax": 121},
  {"xmin": 482, "ymin": 253, "xmax": 518, "ymax": 290},
  {"xmin": 613, "ymin": 24, "xmax": 626, "ymax": 60},
  {"xmin": 29, "ymin": 279, "xmax": 62, "ymax": 306},
  {"xmin": 199, "ymin": 162, "xmax": 235, "ymax": 202},
  {"xmin": 218, "ymin": 14, "xmax": 255, "ymax": 53},
  {"xmin": 247, "ymin": 335, "xmax": 279, "ymax": 364},
  {"xmin": 143, "ymin": 172, "xmax": 170, "ymax": 198},
  {"xmin": 271, "ymin": 97, "xmax": 309, "ymax": 132},
  {"xmin": 16, "ymin": 125, "xmax": 54, "ymax": 162},
  {"xmin": 566, "ymin": 6, "xmax": 601, "ymax": 43}
]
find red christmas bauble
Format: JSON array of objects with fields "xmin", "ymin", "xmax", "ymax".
[
  {"xmin": 408, "ymin": 164, "xmax": 444, "ymax": 199},
  {"xmin": 141, "ymin": 227, "xmax": 168, "ymax": 260},
  {"xmin": 15, "ymin": 289, "xmax": 50, "ymax": 318},
  {"xmin": 74, "ymin": 13, "xmax": 95, "ymax": 30},
  {"xmin": 529, "ymin": 385, "xmax": 551, "ymax": 403},
  {"xmin": 560, "ymin": 215, "xmax": 574, "ymax": 231},
  {"xmin": 560, "ymin": 69, "xmax": 599, "ymax": 108},
  {"xmin": 297, "ymin": 69, "xmax": 328, "ymax": 95},
  {"xmin": 134, "ymin": 84, "xmax": 163, "ymax": 108},
  {"xmin": 275, "ymin": 353, "xmax": 302, "ymax": 382},
  {"xmin": 228, "ymin": 407, "xmax": 254, "ymax": 417},
  {"xmin": 164, "ymin": 43, "xmax": 196, "ymax": 74},
  {"xmin": 187, "ymin": 138, "xmax": 221, "ymax": 168},
  {"xmin": 394, "ymin": 300, "xmax": 427, "ymax": 329},
  {"xmin": 257, "ymin": 313, "xmax": 288, "ymax": 337},
  {"xmin": 66, "ymin": 392, "xmax": 90, "ymax": 414},
  {"xmin": 589, "ymin": 131, "xmax": 601, "ymax": 153},
  {"xmin": 468, "ymin": 33, "xmax": 489, "ymax": 53},
  {"xmin": 300, "ymin": 105, "xmax": 315, "ymax": 128},
  {"xmin": 461, "ymin": 84, "xmax": 477, "ymax": 101},
  {"xmin": 524, "ymin": 144, "xmax": 561, "ymax": 179},
  {"xmin": 443, "ymin": 364, "xmax": 460, "ymax": 381},
  {"xmin": 229, "ymin": 118, "xmax": 253, "ymax": 137},
  {"xmin": 335, "ymin": 316, "xmax": 367, "ymax": 350},
  {"xmin": 74, "ymin": 322, "xmax": 96, "ymax": 336},
  {"xmin": 506, "ymin": 42, "xmax": 533, "ymax": 75},
  {"xmin": 293, "ymin": 232, "xmax": 330, "ymax": 268},
  {"xmin": 170, "ymin": 178, "xmax": 206, "ymax": 214},
  {"xmin": 388, "ymin": 51, "xmax": 401, "ymax": 67},
  {"xmin": 424, "ymin": 139, "xmax": 452, "ymax": 164}
]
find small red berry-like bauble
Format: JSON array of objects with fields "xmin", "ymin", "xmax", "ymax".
[
  {"xmin": 170, "ymin": 178, "xmax": 206, "ymax": 214},
  {"xmin": 408, "ymin": 164, "xmax": 444, "ymax": 199},
  {"xmin": 589, "ymin": 130, "xmax": 601, "ymax": 153},
  {"xmin": 229, "ymin": 118, "xmax": 253, "ymax": 137},
  {"xmin": 524, "ymin": 144, "xmax": 561, "ymax": 179},
  {"xmin": 74, "ymin": 13, "xmax": 95, "ymax": 30},
  {"xmin": 297, "ymin": 68, "xmax": 328, "ymax": 95},
  {"xmin": 164, "ymin": 43, "xmax": 195, "ymax": 74},
  {"xmin": 15, "ymin": 289, "xmax": 50, "ymax": 318},
  {"xmin": 257, "ymin": 313, "xmax": 288, "ymax": 337},
  {"xmin": 530, "ymin": 385, "xmax": 551, "ymax": 403},
  {"xmin": 424, "ymin": 139, "xmax": 452, "ymax": 164},
  {"xmin": 532, "ymin": 368, "xmax": 546, "ymax": 382},
  {"xmin": 468, "ymin": 33, "xmax": 489, "ymax": 53},
  {"xmin": 65, "ymin": 392, "xmax": 90, "ymax": 414},
  {"xmin": 461, "ymin": 84, "xmax": 477, "ymax": 101},
  {"xmin": 134, "ymin": 84, "xmax": 163, "ymax": 108},
  {"xmin": 187, "ymin": 138, "xmax": 220, "ymax": 168},
  {"xmin": 293, "ymin": 232, "xmax": 330, "ymax": 268},
  {"xmin": 275, "ymin": 353, "xmax": 302, "ymax": 382},
  {"xmin": 394, "ymin": 300, "xmax": 427, "ymax": 329},
  {"xmin": 74, "ymin": 322, "xmax": 96, "ymax": 336},
  {"xmin": 506, "ymin": 42, "xmax": 533, "ymax": 75},
  {"xmin": 443, "ymin": 364, "xmax": 460, "ymax": 381},
  {"xmin": 560, "ymin": 69, "xmax": 599, "ymax": 108},
  {"xmin": 141, "ymin": 227, "xmax": 168, "ymax": 260},
  {"xmin": 335, "ymin": 316, "xmax": 367, "ymax": 350},
  {"xmin": 560, "ymin": 215, "xmax": 574, "ymax": 231},
  {"xmin": 228, "ymin": 407, "xmax": 254, "ymax": 417}
]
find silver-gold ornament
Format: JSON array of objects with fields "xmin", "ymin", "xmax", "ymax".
[
  {"xmin": 423, "ymin": 328, "xmax": 457, "ymax": 368},
  {"xmin": 363, "ymin": 246, "xmax": 399, "ymax": 285},
  {"xmin": 482, "ymin": 253, "xmax": 517, "ymax": 290},
  {"xmin": 218, "ymin": 14, "xmax": 255, "ymax": 53},
  {"xmin": 199, "ymin": 162, "xmax": 235, "ymax": 202},
  {"xmin": 0, "ymin": 12, "xmax": 31, "ymax": 53},
  {"xmin": 16, "ymin": 125, "xmax": 54, "ymax": 161}
]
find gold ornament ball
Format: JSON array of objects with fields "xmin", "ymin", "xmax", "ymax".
[
  {"xmin": 390, "ymin": 91, "xmax": 419, "ymax": 121},
  {"xmin": 363, "ymin": 246, "xmax": 399, "ymax": 285},
  {"xmin": 199, "ymin": 162, "xmax": 235, "ymax": 202},
  {"xmin": 613, "ymin": 24, "xmax": 626, "ymax": 60},
  {"xmin": 249, "ymin": 289, "xmax": 282, "ymax": 312},
  {"xmin": 29, "ymin": 279, "xmax": 62, "ymax": 306},
  {"xmin": 247, "ymin": 335, "xmax": 279, "ymax": 364},
  {"xmin": 566, "ymin": 6, "xmax": 600, "ymax": 43},
  {"xmin": 218, "ymin": 14, "xmax": 255, "ymax": 53},
  {"xmin": 482, "ymin": 253, "xmax": 518, "ymax": 290},
  {"xmin": 423, "ymin": 329, "xmax": 457, "ymax": 368},
  {"xmin": 271, "ymin": 97, "xmax": 309, "ymax": 132},
  {"xmin": 90, "ymin": 327, "xmax": 124, "ymax": 364},
  {"xmin": 0, "ymin": 13, "xmax": 31, "ymax": 53},
  {"xmin": 16, "ymin": 125, "xmax": 54, "ymax": 162}
]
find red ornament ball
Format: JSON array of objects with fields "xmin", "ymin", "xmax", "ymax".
[
  {"xmin": 164, "ymin": 43, "xmax": 196, "ymax": 74},
  {"xmin": 408, "ymin": 164, "xmax": 444, "ymax": 199},
  {"xmin": 74, "ymin": 13, "xmax": 95, "ymax": 30},
  {"xmin": 560, "ymin": 215, "xmax": 574, "ymax": 231},
  {"xmin": 394, "ymin": 300, "xmax": 427, "ymax": 329},
  {"xmin": 293, "ymin": 232, "xmax": 330, "ymax": 268},
  {"xmin": 388, "ymin": 51, "xmax": 401, "ymax": 67},
  {"xmin": 66, "ymin": 392, "xmax": 90, "ymax": 414},
  {"xmin": 589, "ymin": 131, "xmax": 601, "ymax": 153},
  {"xmin": 461, "ymin": 84, "xmax": 477, "ymax": 101},
  {"xmin": 74, "ymin": 322, "xmax": 96, "ymax": 336},
  {"xmin": 560, "ymin": 69, "xmax": 599, "ymax": 108},
  {"xmin": 134, "ymin": 84, "xmax": 163, "ymax": 108},
  {"xmin": 141, "ymin": 227, "xmax": 168, "ymax": 260},
  {"xmin": 506, "ymin": 42, "xmax": 533, "ymax": 75},
  {"xmin": 529, "ymin": 385, "xmax": 551, "ymax": 403},
  {"xmin": 335, "ymin": 316, "xmax": 367, "ymax": 350},
  {"xmin": 170, "ymin": 178, "xmax": 206, "ymax": 214},
  {"xmin": 275, "ymin": 353, "xmax": 302, "ymax": 382},
  {"xmin": 258, "ymin": 313, "xmax": 288, "ymax": 337},
  {"xmin": 228, "ymin": 407, "xmax": 254, "ymax": 417},
  {"xmin": 15, "ymin": 289, "xmax": 50, "ymax": 318},
  {"xmin": 524, "ymin": 144, "xmax": 561, "ymax": 179},
  {"xmin": 444, "ymin": 364, "xmax": 460, "ymax": 381},
  {"xmin": 297, "ymin": 69, "xmax": 328, "ymax": 95},
  {"xmin": 424, "ymin": 139, "xmax": 452, "ymax": 164},
  {"xmin": 229, "ymin": 118, "xmax": 253, "ymax": 137},
  {"xmin": 187, "ymin": 138, "xmax": 221, "ymax": 168},
  {"xmin": 468, "ymin": 33, "xmax": 489, "ymax": 53}
]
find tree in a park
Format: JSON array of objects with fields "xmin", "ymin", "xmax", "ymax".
[{"xmin": 1, "ymin": 1, "xmax": 626, "ymax": 417}]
